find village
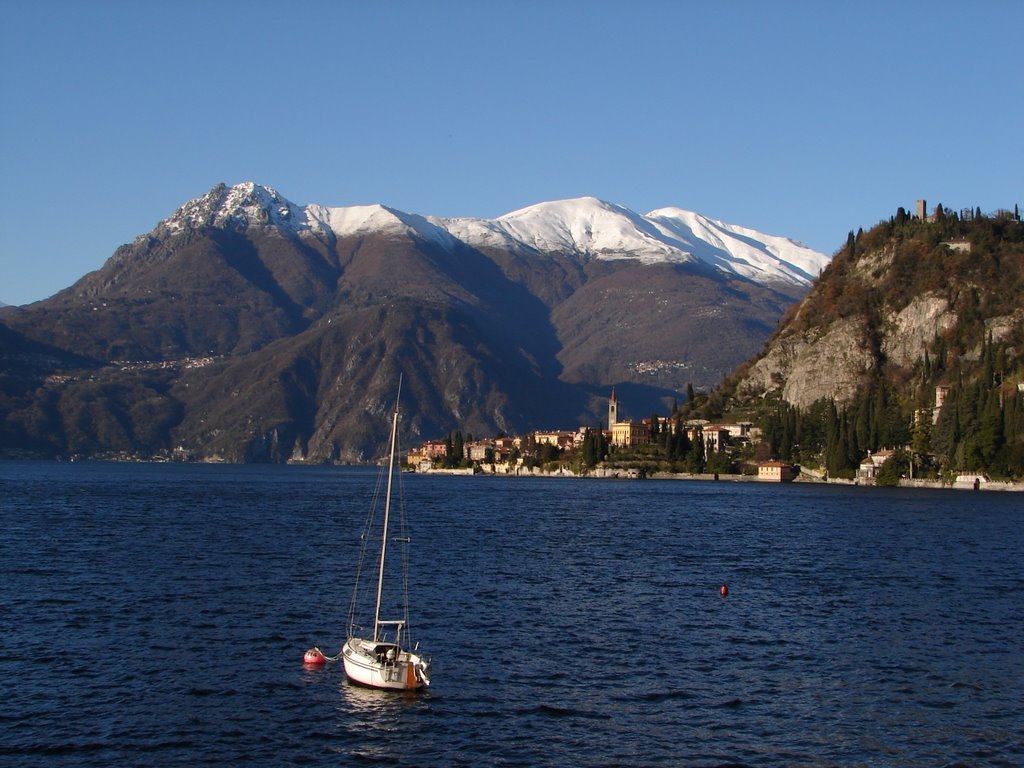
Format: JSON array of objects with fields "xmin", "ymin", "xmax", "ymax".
[
  {"xmin": 406, "ymin": 388, "xmax": 800, "ymax": 482},
  {"xmin": 406, "ymin": 387, "xmax": 1011, "ymax": 489}
]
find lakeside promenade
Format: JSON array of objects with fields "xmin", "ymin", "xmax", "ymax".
[{"xmin": 416, "ymin": 464, "xmax": 1024, "ymax": 491}]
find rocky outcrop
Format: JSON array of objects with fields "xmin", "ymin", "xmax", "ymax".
[
  {"xmin": 737, "ymin": 317, "xmax": 875, "ymax": 408},
  {"xmin": 728, "ymin": 207, "xmax": 1024, "ymax": 418},
  {"xmin": 882, "ymin": 294, "xmax": 957, "ymax": 369}
]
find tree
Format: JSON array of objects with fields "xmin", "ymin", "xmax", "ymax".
[
  {"xmin": 671, "ymin": 420, "xmax": 691, "ymax": 461},
  {"xmin": 977, "ymin": 389, "xmax": 1004, "ymax": 467},
  {"xmin": 706, "ymin": 450, "xmax": 734, "ymax": 474},
  {"xmin": 911, "ymin": 410, "xmax": 933, "ymax": 458},
  {"xmin": 876, "ymin": 449, "xmax": 910, "ymax": 486},
  {"xmin": 581, "ymin": 428, "xmax": 606, "ymax": 468},
  {"xmin": 685, "ymin": 436, "xmax": 706, "ymax": 473}
]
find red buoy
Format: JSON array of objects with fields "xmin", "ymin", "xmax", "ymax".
[
  {"xmin": 303, "ymin": 647, "xmax": 327, "ymax": 665},
  {"xmin": 720, "ymin": 584, "xmax": 728, "ymax": 598}
]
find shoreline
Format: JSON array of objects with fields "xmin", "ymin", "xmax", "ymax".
[{"xmin": 414, "ymin": 465, "xmax": 1024, "ymax": 492}]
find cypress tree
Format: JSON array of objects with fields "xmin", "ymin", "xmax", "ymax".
[
  {"xmin": 674, "ymin": 422, "xmax": 691, "ymax": 461},
  {"xmin": 582, "ymin": 429, "xmax": 596, "ymax": 467},
  {"xmin": 685, "ymin": 433, "xmax": 705, "ymax": 473},
  {"xmin": 854, "ymin": 400, "xmax": 871, "ymax": 456},
  {"xmin": 912, "ymin": 409, "xmax": 932, "ymax": 458},
  {"xmin": 977, "ymin": 389, "xmax": 1003, "ymax": 466}
]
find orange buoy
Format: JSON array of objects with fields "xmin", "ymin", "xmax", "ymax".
[
  {"xmin": 720, "ymin": 583, "xmax": 728, "ymax": 598},
  {"xmin": 303, "ymin": 647, "xmax": 327, "ymax": 665}
]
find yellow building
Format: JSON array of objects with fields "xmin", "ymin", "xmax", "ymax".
[{"xmin": 611, "ymin": 421, "xmax": 650, "ymax": 447}]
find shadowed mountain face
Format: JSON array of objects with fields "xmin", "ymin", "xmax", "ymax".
[{"xmin": 0, "ymin": 184, "xmax": 820, "ymax": 461}]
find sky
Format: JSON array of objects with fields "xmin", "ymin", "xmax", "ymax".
[{"xmin": 1, "ymin": 0, "xmax": 1021, "ymax": 306}]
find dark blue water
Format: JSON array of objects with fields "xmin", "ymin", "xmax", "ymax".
[{"xmin": 1, "ymin": 461, "xmax": 1021, "ymax": 767}]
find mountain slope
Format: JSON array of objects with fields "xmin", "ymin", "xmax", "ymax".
[{"xmin": 0, "ymin": 182, "xmax": 828, "ymax": 461}]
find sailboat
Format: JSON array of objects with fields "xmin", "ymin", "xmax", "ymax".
[{"xmin": 341, "ymin": 379, "xmax": 431, "ymax": 690}]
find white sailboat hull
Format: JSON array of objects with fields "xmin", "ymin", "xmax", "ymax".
[{"xmin": 342, "ymin": 637, "xmax": 430, "ymax": 690}]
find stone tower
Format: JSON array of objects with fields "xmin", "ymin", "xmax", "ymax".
[
  {"xmin": 608, "ymin": 388, "xmax": 618, "ymax": 431},
  {"xmin": 916, "ymin": 199, "xmax": 927, "ymax": 220}
]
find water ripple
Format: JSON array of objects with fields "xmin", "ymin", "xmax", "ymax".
[{"xmin": 1, "ymin": 463, "xmax": 1022, "ymax": 767}]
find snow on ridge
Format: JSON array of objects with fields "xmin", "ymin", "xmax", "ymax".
[
  {"xmin": 157, "ymin": 183, "xmax": 829, "ymax": 287},
  {"xmin": 305, "ymin": 203, "xmax": 455, "ymax": 248},
  {"xmin": 443, "ymin": 196, "xmax": 828, "ymax": 284},
  {"xmin": 646, "ymin": 207, "xmax": 827, "ymax": 284},
  {"xmin": 306, "ymin": 203, "xmax": 402, "ymax": 237},
  {"xmin": 438, "ymin": 196, "xmax": 691, "ymax": 266},
  {"xmin": 493, "ymin": 197, "xmax": 686, "ymax": 261}
]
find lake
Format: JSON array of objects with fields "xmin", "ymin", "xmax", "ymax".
[{"xmin": 1, "ymin": 461, "xmax": 1021, "ymax": 766}]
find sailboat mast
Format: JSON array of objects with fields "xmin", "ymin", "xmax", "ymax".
[{"xmin": 373, "ymin": 379, "xmax": 401, "ymax": 643}]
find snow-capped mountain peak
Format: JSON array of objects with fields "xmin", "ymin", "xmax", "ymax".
[
  {"xmin": 441, "ymin": 195, "xmax": 827, "ymax": 284},
  {"xmin": 481, "ymin": 196, "xmax": 686, "ymax": 262},
  {"xmin": 161, "ymin": 182, "xmax": 305, "ymax": 234},
  {"xmin": 157, "ymin": 183, "xmax": 829, "ymax": 288}
]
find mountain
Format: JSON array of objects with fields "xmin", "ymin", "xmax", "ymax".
[
  {"xmin": 717, "ymin": 204, "xmax": 1024, "ymax": 478},
  {"xmin": 0, "ymin": 182, "xmax": 828, "ymax": 461},
  {"xmin": 155, "ymin": 184, "xmax": 823, "ymax": 288}
]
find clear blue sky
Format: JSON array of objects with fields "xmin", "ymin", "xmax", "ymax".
[{"xmin": 2, "ymin": 0, "xmax": 1021, "ymax": 306}]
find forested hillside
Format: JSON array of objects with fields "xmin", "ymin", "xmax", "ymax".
[{"xmin": 716, "ymin": 205, "xmax": 1024, "ymax": 480}]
